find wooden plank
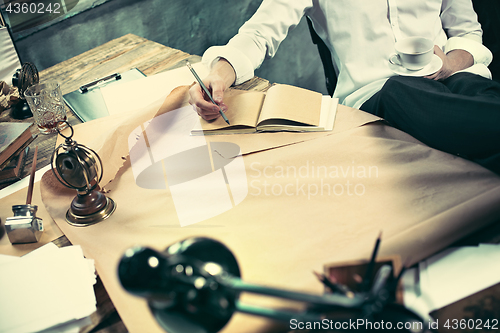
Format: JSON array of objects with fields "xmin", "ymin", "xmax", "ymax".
[
  {"xmin": 40, "ymin": 34, "xmax": 148, "ymax": 83},
  {"xmin": 57, "ymin": 42, "xmax": 167, "ymax": 94},
  {"xmin": 140, "ymin": 51, "xmax": 199, "ymax": 75},
  {"xmin": 236, "ymin": 76, "xmax": 271, "ymax": 92},
  {"xmin": 43, "ymin": 40, "xmax": 166, "ymax": 94}
]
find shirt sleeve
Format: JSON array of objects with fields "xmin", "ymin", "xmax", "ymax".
[
  {"xmin": 202, "ymin": 0, "xmax": 312, "ymax": 85},
  {"xmin": 441, "ymin": 0, "xmax": 493, "ymax": 67}
]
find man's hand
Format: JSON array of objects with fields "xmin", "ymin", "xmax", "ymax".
[
  {"xmin": 424, "ymin": 46, "xmax": 473, "ymax": 81},
  {"xmin": 188, "ymin": 58, "xmax": 236, "ymax": 121}
]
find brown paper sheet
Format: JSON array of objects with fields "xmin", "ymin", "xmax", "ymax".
[
  {"xmin": 54, "ymin": 85, "xmax": 193, "ymax": 188},
  {"xmin": 0, "ymin": 81, "xmax": 19, "ymax": 111},
  {"xmin": 0, "ymin": 84, "xmax": 377, "ymax": 258},
  {"xmin": 258, "ymin": 84, "xmax": 322, "ymax": 126},
  {"xmin": 54, "ymin": 85, "xmax": 381, "ymax": 189},
  {"xmin": 40, "ymin": 85, "xmax": 500, "ymax": 333},
  {"xmin": 204, "ymin": 102, "xmax": 382, "ymax": 158},
  {"xmin": 200, "ymin": 90, "xmax": 266, "ymax": 130},
  {"xmin": 197, "ymin": 85, "xmax": 325, "ymax": 133}
]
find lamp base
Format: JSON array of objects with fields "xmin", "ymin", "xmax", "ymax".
[
  {"xmin": 149, "ymin": 238, "xmax": 241, "ymax": 333},
  {"xmin": 11, "ymin": 101, "xmax": 33, "ymax": 119},
  {"xmin": 66, "ymin": 193, "xmax": 116, "ymax": 226}
]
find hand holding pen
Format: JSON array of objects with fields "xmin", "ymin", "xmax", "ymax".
[{"xmin": 187, "ymin": 59, "xmax": 236, "ymax": 123}]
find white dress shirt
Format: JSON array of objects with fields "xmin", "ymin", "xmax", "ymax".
[{"xmin": 203, "ymin": 0, "xmax": 493, "ymax": 109}]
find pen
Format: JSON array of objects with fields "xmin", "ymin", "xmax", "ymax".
[
  {"xmin": 313, "ymin": 271, "xmax": 354, "ymax": 298},
  {"xmin": 361, "ymin": 231, "xmax": 382, "ymax": 291},
  {"xmin": 26, "ymin": 146, "xmax": 38, "ymax": 205},
  {"xmin": 186, "ymin": 61, "xmax": 230, "ymax": 125}
]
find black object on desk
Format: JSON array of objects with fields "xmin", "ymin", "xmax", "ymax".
[
  {"xmin": 63, "ymin": 68, "xmax": 145, "ymax": 122},
  {"xmin": 118, "ymin": 237, "xmax": 431, "ymax": 333}
]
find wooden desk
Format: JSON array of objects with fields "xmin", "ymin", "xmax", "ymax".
[
  {"xmin": 0, "ymin": 33, "xmax": 269, "ymax": 190},
  {"xmin": 0, "ymin": 33, "xmax": 270, "ymax": 332},
  {"xmin": 1, "ymin": 34, "xmax": 500, "ymax": 333}
]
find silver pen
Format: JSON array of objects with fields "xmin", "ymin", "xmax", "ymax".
[{"xmin": 186, "ymin": 61, "xmax": 230, "ymax": 125}]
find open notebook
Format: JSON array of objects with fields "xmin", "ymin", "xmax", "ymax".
[{"xmin": 191, "ymin": 84, "xmax": 338, "ymax": 135}]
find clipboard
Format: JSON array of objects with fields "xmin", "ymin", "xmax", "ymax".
[{"xmin": 63, "ymin": 68, "xmax": 146, "ymax": 122}]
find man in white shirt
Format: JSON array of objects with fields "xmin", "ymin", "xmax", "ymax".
[{"xmin": 189, "ymin": 0, "xmax": 500, "ymax": 174}]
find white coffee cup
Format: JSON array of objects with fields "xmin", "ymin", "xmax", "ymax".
[{"xmin": 389, "ymin": 37, "xmax": 434, "ymax": 71}]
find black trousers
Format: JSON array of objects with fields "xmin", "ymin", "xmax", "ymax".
[{"xmin": 361, "ymin": 73, "xmax": 500, "ymax": 174}]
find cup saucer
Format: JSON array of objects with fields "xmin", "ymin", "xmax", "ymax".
[{"xmin": 388, "ymin": 54, "xmax": 443, "ymax": 77}]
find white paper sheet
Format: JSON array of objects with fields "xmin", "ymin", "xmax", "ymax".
[
  {"xmin": 403, "ymin": 244, "xmax": 500, "ymax": 313},
  {"xmin": 0, "ymin": 243, "xmax": 96, "ymax": 333},
  {"xmin": 0, "ymin": 165, "xmax": 52, "ymax": 200},
  {"xmin": 101, "ymin": 62, "xmax": 209, "ymax": 116}
]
